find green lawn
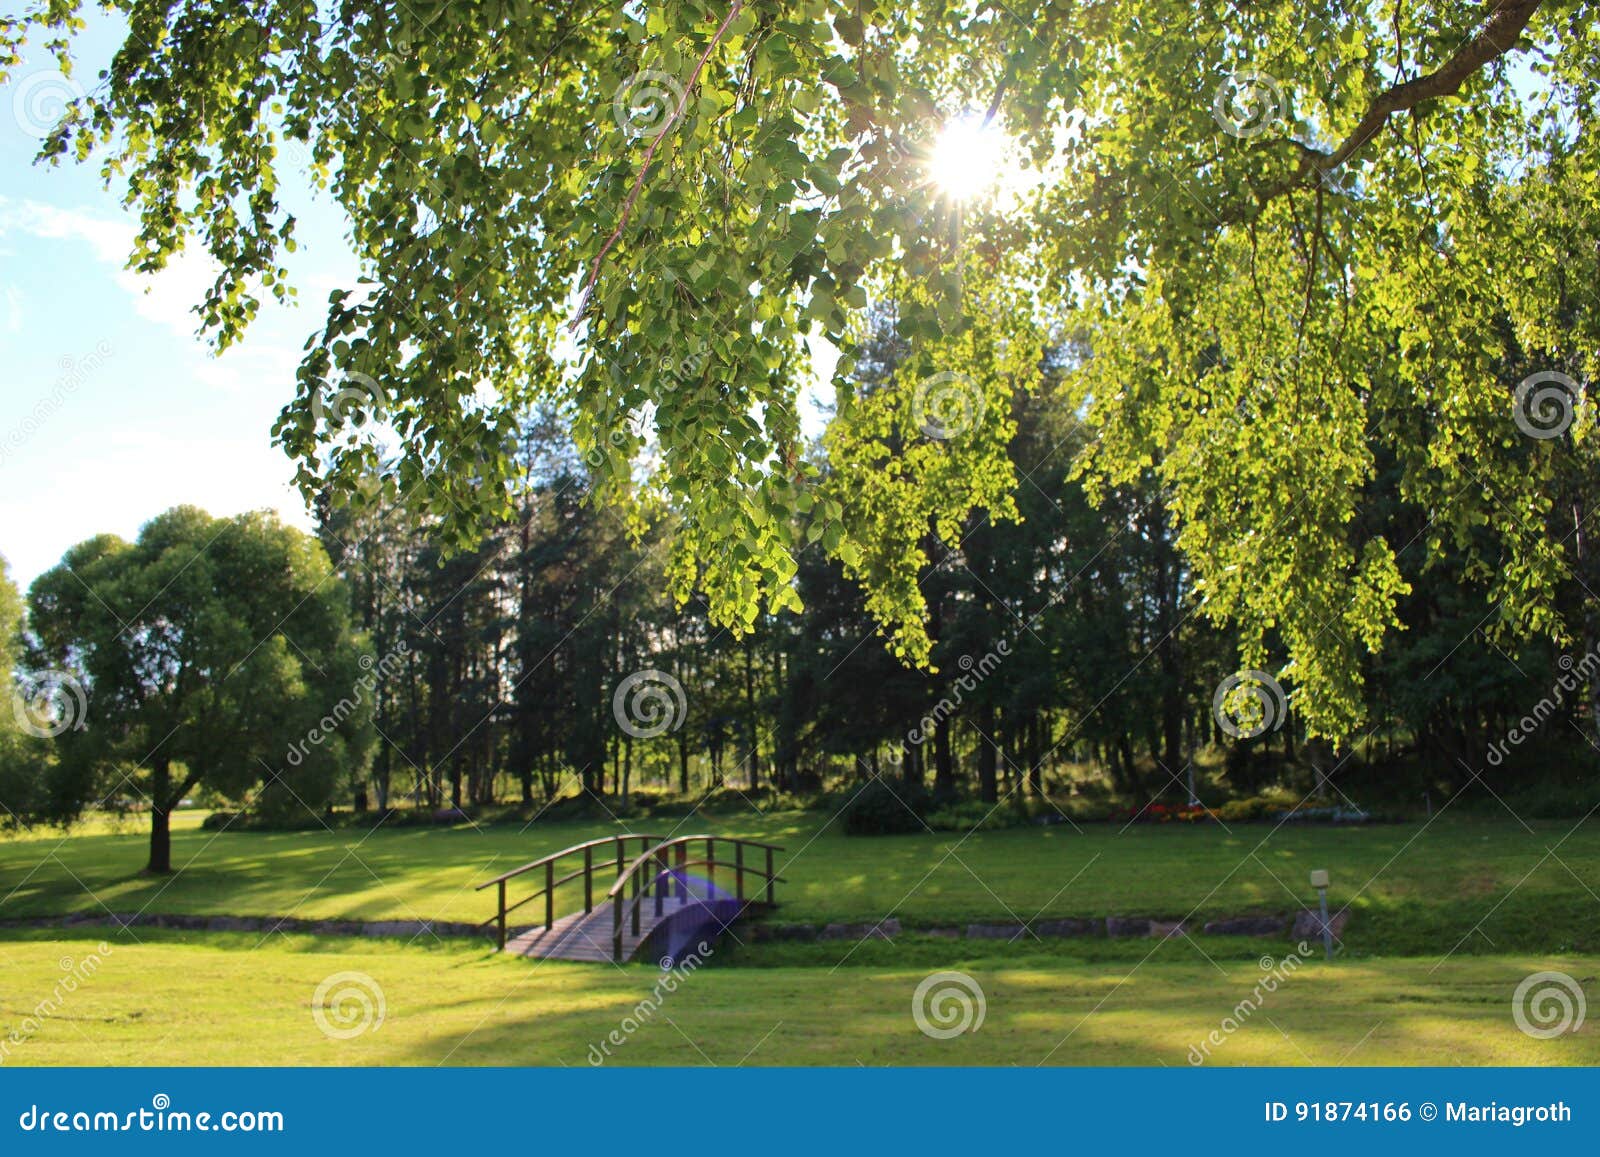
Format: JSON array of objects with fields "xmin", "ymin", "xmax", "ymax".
[
  {"xmin": 2, "ymin": 810, "xmax": 1598, "ymax": 957},
  {"xmin": 2, "ymin": 812, "xmax": 1597, "ymax": 1065},
  {"xmin": 0, "ymin": 930, "xmax": 1592, "ymax": 1066}
]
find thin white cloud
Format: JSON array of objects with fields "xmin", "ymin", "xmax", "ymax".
[{"xmin": 0, "ymin": 195, "xmax": 217, "ymax": 341}]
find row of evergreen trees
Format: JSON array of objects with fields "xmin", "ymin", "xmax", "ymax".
[{"xmin": 315, "ymin": 403, "xmax": 1594, "ymax": 817}]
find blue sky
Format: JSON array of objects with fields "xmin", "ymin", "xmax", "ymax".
[{"xmin": 0, "ymin": 18, "xmax": 357, "ymax": 591}]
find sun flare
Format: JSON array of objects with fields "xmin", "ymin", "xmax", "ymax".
[{"xmin": 927, "ymin": 115, "xmax": 1011, "ymax": 202}]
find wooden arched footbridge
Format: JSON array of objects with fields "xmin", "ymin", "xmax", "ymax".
[{"xmin": 477, "ymin": 834, "xmax": 784, "ymax": 963}]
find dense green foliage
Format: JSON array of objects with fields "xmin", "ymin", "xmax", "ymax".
[
  {"xmin": 8, "ymin": 1, "xmax": 1599, "ymax": 742},
  {"xmin": 16, "ymin": 509, "xmax": 373, "ymax": 870},
  {"xmin": 297, "ymin": 326, "xmax": 1597, "ymax": 818}
]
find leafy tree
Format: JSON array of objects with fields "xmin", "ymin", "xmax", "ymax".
[
  {"xmin": 26, "ymin": 508, "xmax": 373, "ymax": 871},
  {"xmin": 0, "ymin": 553, "xmax": 46, "ymax": 827},
  {"xmin": 9, "ymin": 1, "xmax": 1594, "ymax": 741}
]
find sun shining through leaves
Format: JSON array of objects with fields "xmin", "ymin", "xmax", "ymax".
[
  {"xmin": 928, "ymin": 116, "xmax": 1036, "ymax": 211},
  {"xmin": 927, "ymin": 115, "xmax": 1009, "ymax": 202}
]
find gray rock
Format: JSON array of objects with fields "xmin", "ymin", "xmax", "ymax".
[
  {"xmin": 1033, "ymin": 918, "xmax": 1098, "ymax": 938},
  {"xmin": 923, "ymin": 927, "xmax": 963, "ymax": 939},
  {"xmin": 1292, "ymin": 908, "xmax": 1350, "ymax": 941},
  {"xmin": 1149, "ymin": 919, "xmax": 1188, "ymax": 939},
  {"xmin": 1106, "ymin": 916, "xmax": 1151, "ymax": 938},
  {"xmin": 1203, "ymin": 916, "xmax": 1287, "ymax": 936},
  {"xmin": 361, "ymin": 920, "xmax": 424, "ymax": 938},
  {"xmin": 966, "ymin": 923, "xmax": 1027, "ymax": 941},
  {"xmin": 749, "ymin": 922, "xmax": 818, "ymax": 942},
  {"xmin": 818, "ymin": 919, "xmax": 900, "ymax": 941}
]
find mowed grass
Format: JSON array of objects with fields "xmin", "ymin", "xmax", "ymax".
[
  {"xmin": 2, "ymin": 811, "xmax": 1599, "ymax": 956},
  {"xmin": 0, "ymin": 930, "xmax": 1592, "ymax": 1066}
]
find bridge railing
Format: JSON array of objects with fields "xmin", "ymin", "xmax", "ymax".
[
  {"xmin": 475, "ymin": 833, "xmax": 665, "ymax": 950},
  {"xmin": 605, "ymin": 835, "xmax": 785, "ymax": 962}
]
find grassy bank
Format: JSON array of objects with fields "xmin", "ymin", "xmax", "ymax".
[
  {"xmin": 0, "ymin": 930, "xmax": 1591, "ymax": 1066},
  {"xmin": 2, "ymin": 812, "xmax": 1597, "ymax": 957}
]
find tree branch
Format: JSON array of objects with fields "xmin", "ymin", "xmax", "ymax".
[
  {"xmin": 1228, "ymin": 0, "xmax": 1544, "ymax": 222},
  {"xmin": 569, "ymin": 0, "xmax": 745, "ymax": 330}
]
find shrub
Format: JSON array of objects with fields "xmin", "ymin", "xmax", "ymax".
[
  {"xmin": 1217, "ymin": 796, "xmax": 1276, "ymax": 823},
  {"xmin": 840, "ymin": 777, "xmax": 930, "ymax": 835},
  {"xmin": 926, "ymin": 800, "xmax": 1020, "ymax": 833}
]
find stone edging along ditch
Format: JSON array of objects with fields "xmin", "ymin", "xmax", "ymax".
[
  {"xmin": 750, "ymin": 909, "xmax": 1348, "ymax": 943},
  {"xmin": 0, "ymin": 908, "xmax": 1347, "ymax": 944}
]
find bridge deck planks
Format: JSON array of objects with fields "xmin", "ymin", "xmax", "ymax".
[{"xmin": 504, "ymin": 893, "xmax": 700, "ymax": 962}]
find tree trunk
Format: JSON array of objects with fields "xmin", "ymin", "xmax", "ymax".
[
  {"xmin": 977, "ymin": 704, "xmax": 999, "ymax": 803},
  {"xmin": 147, "ymin": 758, "xmax": 173, "ymax": 874},
  {"xmin": 901, "ymin": 736, "xmax": 922, "ymax": 790},
  {"xmin": 933, "ymin": 715, "xmax": 955, "ymax": 794},
  {"xmin": 743, "ymin": 640, "xmax": 760, "ymax": 791}
]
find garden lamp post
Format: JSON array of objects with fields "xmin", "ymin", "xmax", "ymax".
[{"xmin": 1309, "ymin": 869, "xmax": 1333, "ymax": 960}]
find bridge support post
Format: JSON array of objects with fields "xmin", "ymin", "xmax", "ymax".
[
  {"xmin": 735, "ymin": 842, "xmax": 744, "ymax": 901},
  {"xmin": 584, "ymin": 845, "xmax": 593, "ymax": 913},
  {"xmin": 765, "ymin": 847, "xmax": 774, "ymax": 904},
  {"xmin": 497, "ymin": 879, "xmax": 507, "ymax": 950},
  {"xmin": 545, "ymin": 860, "xmax": 554, "ymax": 930},
  {"xmin": 612, "ymin": 891, "xmax": 623, "ymax": 962}
]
